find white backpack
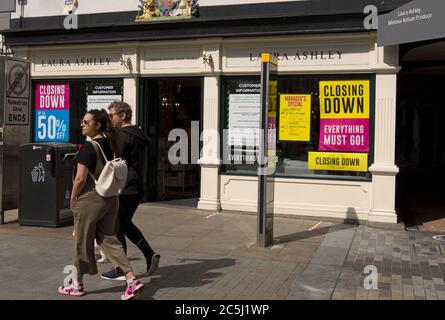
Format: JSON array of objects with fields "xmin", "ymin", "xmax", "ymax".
[{"xmin": 89, "ymin": 140, "xmax": 128, "ymax": 197}]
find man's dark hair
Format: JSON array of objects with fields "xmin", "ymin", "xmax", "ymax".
[{"xmin": 108, "ymin": 101, "xmax": 132, "ymax": 122}]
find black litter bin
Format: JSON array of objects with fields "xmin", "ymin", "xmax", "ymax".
[{"xmin": 18, "ymin": 143, "xmax": 78, "ymax": 227}]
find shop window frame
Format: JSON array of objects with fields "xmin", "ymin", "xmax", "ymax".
[
  {"xmin": 219, "ymin": 74, "xmax": 376, "ymax": 182},
  {"xmin": 31, "ymin": 78, "xmax": 124, "ymax": 144}
]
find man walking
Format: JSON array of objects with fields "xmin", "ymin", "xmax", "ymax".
[{"xmin": 101, "ymin": 101, "xmax": 160, "ymax": 281}]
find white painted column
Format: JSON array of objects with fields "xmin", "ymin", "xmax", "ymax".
[
  {"xmin": 122, "ymin": 46, "xmax": 139, "ymax": 124},
  {"xmin": 368, "ymin": 72, "xmax": 399, "ymax": 223},
  {"xmin": 123, "ymin": 77, "xmax": 138, "ymax": 124},
  {"xmin": 197, "ymin": 40, "xmax": 222, "ymax": 211},
  {"xmin": 198, "ymin": 75, "xmax": 222, "ymax": 211}
]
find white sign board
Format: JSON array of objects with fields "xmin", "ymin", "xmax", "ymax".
[
  {"xmin": 5, "ymin": 96, "xmax": 29, "ymax": 124},
  {"xmin": 87, "ymin": 95, "xmax": 122, "ymax": 111},
  {"xmin": 5, "ymin": 59, "xmax": 30, "ymax": 125},
  {"xmin": 228, "ymin": 94, "xmax": 261, "ymax": 147},
  {"xmin": 86, "ymin": 81, "xmax": 123, "ymax": 111}
]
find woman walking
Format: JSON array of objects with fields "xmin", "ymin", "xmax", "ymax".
[{"xmin": 58, "ymin": 109, "xmax": 144, "ymax": 300}]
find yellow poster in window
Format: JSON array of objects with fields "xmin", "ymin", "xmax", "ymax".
[
  {"xmin": 308, "ymin": 152, "xmax": 368, "ymax": 172},
  {"xmin": 279, "ymin": 94, "xmax": 311, "ymax": 141},
  {"xmin": 319, "ymin": 80, "xmax": 370, "ymax": 119}
]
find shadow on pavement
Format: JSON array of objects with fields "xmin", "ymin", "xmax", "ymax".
[
  {"xmin": 273, "ymin": 208, "xmax": 359, "ymax": 245},
  {"xmin": 87, "ymin": 257, "xmax": 236, "ymax": 299}
]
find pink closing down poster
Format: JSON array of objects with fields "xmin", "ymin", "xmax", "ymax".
[
  {"xmin": 319, "ymin": 118, "xmax": 369, "ymax": 152},
  {"xmin": 36, "ymin": 84, "xmax": 70, "ymax": 110}
]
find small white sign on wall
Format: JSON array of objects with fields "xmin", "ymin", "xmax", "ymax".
[
  {"xmin": 86, "ymin": 80, "xmax": 123, "ymax": 111},
  {"xmin": 5, "ymin": 97, "xmax": 29, "ymax": 125},
  {"xmin": 143, "ymin": 47, "xmax": 201, "ymax": 72},
  {"xmin": 87, "ymin": 95, "xmax": 122, "ymax": 111}
]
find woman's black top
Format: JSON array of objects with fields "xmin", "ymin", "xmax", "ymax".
[{"xmin": 76, "ymin": 137, "xmax": 114, "ymax": 173}]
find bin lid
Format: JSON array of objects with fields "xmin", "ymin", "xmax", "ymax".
[{"xmin": 19, "ymin": 143, "xmax": 77, "ymax": 151}]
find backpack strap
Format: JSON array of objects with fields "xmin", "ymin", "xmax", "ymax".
[
  {"xmin": 88, "ymin": 140, "xmax": 106, "ymax": 181},
  {"xmin": 90, "ymin": 140, "xmax": 110, "ymax": 162}
]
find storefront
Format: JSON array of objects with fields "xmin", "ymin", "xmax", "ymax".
[
  {"xmin": 2, "ymin": 0, "xmax": 408, "ymax": 224},
  {"xmin": 213, "ymin": 35, "xmax": 398, "ymax": 224},
  {"xmin": 14, "ymin": 42, "xmax": 205, "ymax": 202},
  {"xmin": 1, "ymin": 33, "xmax": 398, "ymax": 223}
]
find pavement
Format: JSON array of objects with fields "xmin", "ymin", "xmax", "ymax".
[{"xmin": 0, "ymin": 203, "xmax": 445, "ymax": 300}]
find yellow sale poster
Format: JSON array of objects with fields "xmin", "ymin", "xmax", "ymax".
[
  {"xmin": 319, "ymin": 80, "xmax": 370, "ymax": 119},
  {"xmin": 308, "ymin": 152, "xmax": 368, "ymax": 172},
  {"xmin": 279, "ymin": 94, "xmax": 311, "ymax": 141}
]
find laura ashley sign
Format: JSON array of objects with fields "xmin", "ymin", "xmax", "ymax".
[
  {"xmin": 34, "ymin": 52, "xmax": 121, "ymax": 73},
  {"xmin": 40, "ymin": 57, "xmax": 112, "ymax": 67},
  {"xmin": 249, "ymin": 50, "xmax": 344, "ymax": 62},
  {"xmin": 226, "ymin": 43, "xmax": 369, "ymax": 69}
]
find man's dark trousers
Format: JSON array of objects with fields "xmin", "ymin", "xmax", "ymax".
[{"xmin": 115, "ymin": 193, "xmax": 154, "ymax": 257}]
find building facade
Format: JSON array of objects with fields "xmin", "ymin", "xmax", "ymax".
[{"xmin": 2, "ymin": 0, "xmax": 420, "ymax": 225}]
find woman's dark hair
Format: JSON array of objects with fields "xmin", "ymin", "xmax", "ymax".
[{"xmin": 87, "ymin": 109, "xmax": 119, "ymax": 155}]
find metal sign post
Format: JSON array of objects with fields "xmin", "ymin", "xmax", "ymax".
[
  {"xmin": 257, "ymin": 53, "xmax": 278, "ymax": 248},
  {"xmin": 0, "ymin": 57, "xmax": 31, "ymax": 224}
]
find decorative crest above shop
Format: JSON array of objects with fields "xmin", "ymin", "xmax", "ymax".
[
  {"xmin": 135, "ymin": 0, "xmax": 199, "ymax": 22},
  {"xmin": 64, "ymin": 0, "xmax": 79, "ymax": 14}
]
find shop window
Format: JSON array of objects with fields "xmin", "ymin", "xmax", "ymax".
[
  {"xmin": 220, "ymin": 75, "xmax": 374, "ymax": 181},
  {"xmin": 32, "ymin": 79, "xmax": 123, "ymax": 145}
]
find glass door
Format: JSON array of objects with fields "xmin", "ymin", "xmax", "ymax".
[{"xmin": 139, "ymin": 77, "xmax": 202, "ymax": 202}]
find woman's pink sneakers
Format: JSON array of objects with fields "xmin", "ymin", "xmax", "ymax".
[
  {"xmin": 58, "ymin": 281, "xmax": 85, "ymax": 297},
  {"xmin": 121, "ymin": 278, "xmax": 144, "ymax": 300},
  {"xmin": 58, "ymin": 277, "xmax": 144, "ymax": 300}
]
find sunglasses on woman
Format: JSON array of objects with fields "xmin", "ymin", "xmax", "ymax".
[{"xmin": 80, "ymin": 120, "xmax": 94, "ymax": 126}]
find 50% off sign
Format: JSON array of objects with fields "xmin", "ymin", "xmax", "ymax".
[{"xmin": 35, "ymin": 110, "xmax": 69, "ymax": 142}]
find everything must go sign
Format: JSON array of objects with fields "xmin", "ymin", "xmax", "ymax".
[
  {"xmin": 308, "ymin": 80, "xmax": 371, "ymax": 173},
  {"xmin": 318, "ymin": 80, "xmax": 370, "ymax": 153}
]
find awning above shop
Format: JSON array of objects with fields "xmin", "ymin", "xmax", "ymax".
[{"xmin": 2, "ymin": 0, "xmax": 410, "ymax": 47}]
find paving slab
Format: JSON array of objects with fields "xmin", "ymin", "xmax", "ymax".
[
  {"xmin": 286, "ymin": 264, "xmax": 341, "ymax": 300},
  {"xmin": 1, "ymin": 204, "xmax": 445, "ymax": 300}
]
